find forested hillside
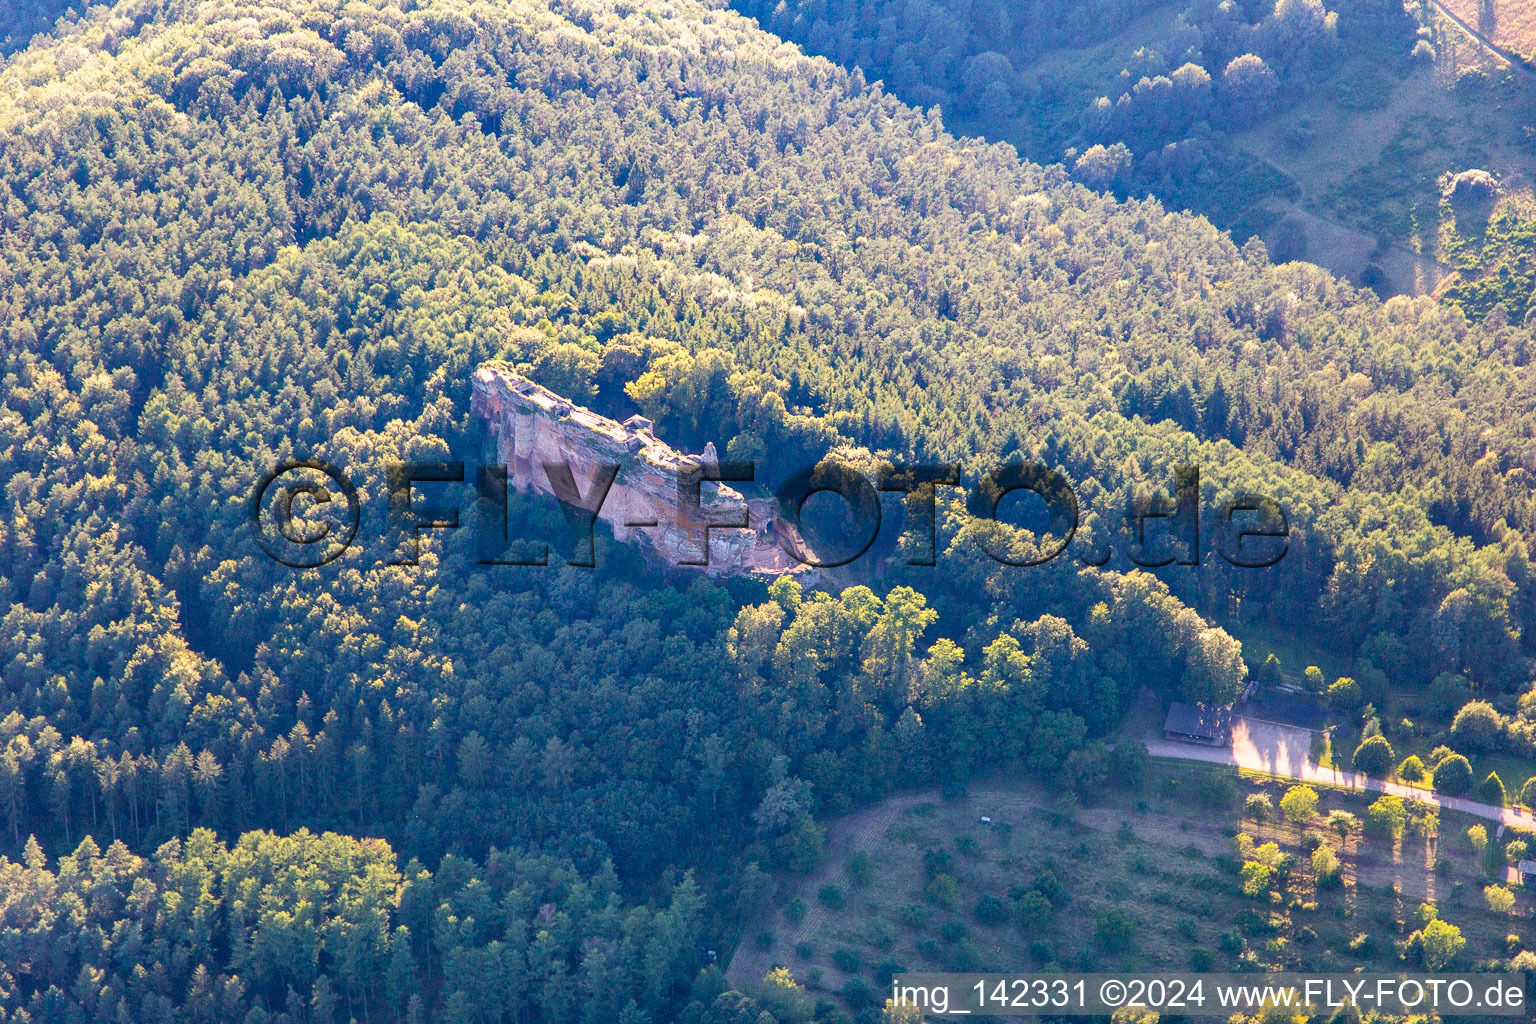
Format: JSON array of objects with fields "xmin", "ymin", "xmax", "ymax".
[
  {"xmin": 734, "ymin": 0, "xmax": 1416, "ymax": 231},
  {"xmin": 0, "ymin": 0, "xmax": 1534, "ymax": 1020},
  {"xmin": 0, "ymin": 0, "xmax": 92, "ymax": 54},
  {"xmin": 742, "ymin": 0, "xmax": 1535, "ymax": 292}
]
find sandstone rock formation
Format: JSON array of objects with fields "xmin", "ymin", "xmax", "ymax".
[{"xmin": 470, "ymin": 364, "xmax": 812, "ymax": 576}]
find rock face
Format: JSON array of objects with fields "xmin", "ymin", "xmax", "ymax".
[{"xmin": 470, "ymin": 364, "xmax": 810, "ymax": 576}]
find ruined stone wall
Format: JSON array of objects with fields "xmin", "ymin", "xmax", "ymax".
[{"xmin": 470, "ymin": 365, "xmax": 807, "ymax": 577}]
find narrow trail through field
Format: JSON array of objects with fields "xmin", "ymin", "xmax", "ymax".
[
  {"xmin": 1428, "ymin": 0, "xmax": 1536, "ymax": 82},
  {"xmin": 1256, "ymin": 194, "xmax": 1447, "ymax": 295}
]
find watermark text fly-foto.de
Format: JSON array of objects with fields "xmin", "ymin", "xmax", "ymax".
[{"xmin": 249, "ymin": 457, "xmax": 1290, "ymax": 571}]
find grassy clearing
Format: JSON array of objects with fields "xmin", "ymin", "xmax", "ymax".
[
  {"xmin": 949, "ymin": 0, "xmax": 1535, "ymax": 295},
  {"xmin": 1234, "ymin": 50, "xmax": 1532, "ymax": 288},
  {"xmin": 1439, "ymin": 0, "xmax": 1536, "ymax": 63},
  {"xmin": 732, "ymin": 764, "xmax": 1535, "ymax": 1012},
  {"xmin": 1226, "ymin": 621, "xmax": 1349, "ymax": 686}
]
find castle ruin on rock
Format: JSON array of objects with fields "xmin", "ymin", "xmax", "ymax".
[{"xmin": 470, "ymin": 364, "xmax": 812, "ymax": 576}]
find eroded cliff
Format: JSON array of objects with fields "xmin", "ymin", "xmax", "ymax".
[{"xmin": 471, "ymin": 365, "xmax": 810, "ymax": 576}]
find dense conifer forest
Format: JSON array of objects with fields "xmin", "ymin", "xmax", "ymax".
[{"xmin": 0, "ymin": 0, "xmax": 1534, "ymax": 1020}]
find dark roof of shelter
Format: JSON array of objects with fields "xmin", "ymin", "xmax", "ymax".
[{"xmin": 1163, "ymin": 701, "xmax": 1233, "ymax": 739}]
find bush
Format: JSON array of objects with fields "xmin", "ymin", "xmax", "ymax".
[
  {"xmin": 940, "ymin": 920, "xmax": 969, "ymax": 943},
  {"xmin": 1365, "ymin": 796, "xmax": 1408, "ymax": 839},
  {"xmin": 1072, "ymin": 143, "xmax": 1133, "ymax": 191},
  {"xmin": 1064, "ymin": 743, "xmax": 1112, "ymax": 804},
  {"xmin": 1468, "ymin": 824, "xmax": 1488, "ymax": 852},
  {"xmin": 1326, "ymin": 810, "xmax": 1358, "ymax": 840},
  {"xmin": 1352, "ymin": 735, "xmax": 1394, "ymax": 777},
  {"xmin": 1196, "ymin": 772, "xmax": 1240, "ymax": 808},
  {"xmin": 1416, "ymin": 918, "xmax": 1466, "ymax": 970},
  {"xmin": 1485, "ymin": 885, "xmax": 1516, "ymax": 914},
  {"xmin": 922, "ymin": 848, "xmax": 952, "ymax": 879},
  {"xmin": 818, "ymin": 885, "xmax": 846, "ymax": 909},
  {"xmin": 1446, "ymin": 168, "xmax": 1500, "ymax": 206},
  {"xmin": 1108, "ymin": 740, "xmax": 1150, "ymax": 790},
  {"xmin": 832, "ymin": 948, "xmax": 861, "ymax": 972},
  {"xmin": 846, "ymin": 849, "xmax": 873, "ymax": 887},
  {"xmin": 925, "ymin": 875, "xmax": 959, "ymax": 907},
  {"xmin": 1032, "ymin": 870, "xmax": 1069, "ymax": 906},
  {"xmin": 1477, "ymin": 771, "xmax": 1507, "ymax": 807},
  {"xmin": 1431, "ymin": 674, "xmax": 1474, "ymax": 718},
  {"xmin": 1095, "ymin": 909, "xmax": 1137, "ymax": 953},
  {"xmin": 1450, "ymin": 700, "xmax": 1505, "ymax": 753},
  {"xmin": 973, "ymin": 895, "xmax": 1009, "ymax": 926},
  {"xmin": 1520, "ymin": 777, "xmax": 1536, "ymax": 807},
  {"xmin": 1280, "ymin": 784, "xmax": 1319, "ymax": 823},
  {"xmin": 784, "ymin": 896, "xmax": 808, "ymax": 924},
  {"xmin": 1014, "ymin": 890, "xmax": 1052, "ymax": 930},
  {"xmin": 840, "ymin": 978, "xmax": 876, "ymax": 1010},
  {"xmin": 781, "ymin": 817, "xmax": 827, "ymax": 873},
  {"xmin": 1240, "ymin": 861, "xmax": 1274, "ymax": 897},
  {"xmin": 1191, "ymin": 947, "xmax": 1215, "ymax": 971},
  {"xmin": 948, "ymin": 939, "xmax": 982, "ymax": 972},
  {"xmin": 1244, "ymin": 792, "xmax": 1273, "ymax": 820},
  {"xmin": 1433, "ymin": 754, "xmax": 1474, "ymax": 796},
  {"xmin": 1326, "ymin": 676, "xmax": 1363, "ymax": 709},
  {"xmin": 1312, "ymin": 844, "xmax": 1341, "ymax": 884}
]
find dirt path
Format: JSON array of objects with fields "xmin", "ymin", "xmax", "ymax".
[
  {"xmin": 1239, "ymin": 121, "xmax": 1451, "ymax": 296},
  {"xmin": 1429, "ymin": 0, "xmax": 1536, "ymax": 82},
  {"xmin": 1259, "ymin": 198, "xmax": 1447, "ymax": 295},
  {"xmin": 1147, "ymin": 716, "xmax": 1536, "ymax": 830}
]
